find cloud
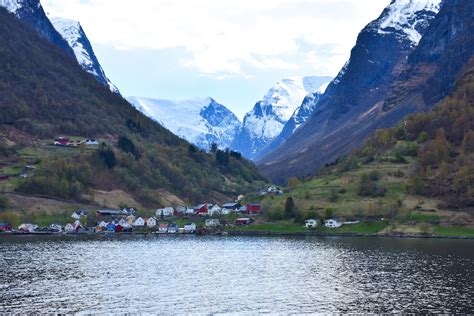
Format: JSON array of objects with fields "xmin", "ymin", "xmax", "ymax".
[{"xmin": 42, "ymin": 0, "xmax": 389, "ymax": 78}]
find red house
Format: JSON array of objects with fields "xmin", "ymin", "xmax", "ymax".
[
  {"xmin": 54, "ymin": 137, "xmax": 70, "ymax": 146},
  {"xmin": 0, "ymin": 175, "xmax": 9, "ymax": 181},
  {"xmin": 195, "ymin": 204, "xmax": 210, "ymax": 216},
  {"xmin": 246, "ymin": 203, "xmax": 261, "ymax": 214},
  {"xmin": 0, "ymin": 223, "xmax": 12, "ymax": 232}
]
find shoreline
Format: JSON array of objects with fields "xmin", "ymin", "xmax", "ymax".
[
  {"xmin": 224, "ymin": 230, "xmax": 474, "ymax": 240},
  {"xmin": 1, "ymin": 230, "xmax": 474, "ymax": 240}
]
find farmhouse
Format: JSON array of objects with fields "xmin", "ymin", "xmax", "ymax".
[
  {"xmin": 208, "ymin": 204, "xmax": 222, "ymax": 216},
  {"xmin": 134, "ymin": 217, "xmax": 145, "ymax": 226},
  {"xmin": 235, "ymin": 218, "xmax": 251, "ymax": 226},
  {"xmin": 156, "ymin": 207, "xmax": 174, "ymax": 217},
  {"xmin": 325, "ymin": 219, "xmax": 343, "ymax": 228},
  {"xmin": 205, "ymin": 219, "xmax": 220, "ymax": 227},
  {"xmin": 147, "ymin": 217, "xmax": 157, "ymax": 227},
  {"xmin": 184, "ymin": 223, "xmax": 196, "ymax": 233},
  {"xmin": 305, "ymin": 219, "xmax": 318, "ymax": 228}
]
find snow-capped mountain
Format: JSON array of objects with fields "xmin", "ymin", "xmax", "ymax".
[
  {"xmin": 128, "ymin": 97, "xmax": 241, "ymax": 150},
  {"xmin": 231, "ymin": 76, "xmax": 332, "ymax": 160},
  {"xmin": 254, "ymin": 82, "xmax": 330, "ymax": 161},
  {"xmin": 51, "ymin": 17, "xmax": 119, "ymax": 94},
  {"xmin": 0, "ymin": 0, "xmax": 74, "ymax": 57},
  {"xmin": 259, "ymin": 0, "xmax": 444, "ymax": 183},
  {"xmin": 371, "ymin": 0, "xmax": 441, "ymax": 46}
]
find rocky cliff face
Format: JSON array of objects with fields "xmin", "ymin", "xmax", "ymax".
[
  {"xmin": 0, "ymin": 0, "xmax": 74, "ymax": 57},
  {"xmin": 259, "ymin": 0, "xmax": 447, "ymax": 184},
  {"xmin": 51, "ymin": 18, "xmax": 120, "ymax": 93}
]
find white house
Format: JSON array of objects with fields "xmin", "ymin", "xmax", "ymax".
[
  {"xmin": 184, "ymin": 223, "xmax": 196, "ymax": 233},
  {"xmin": 71, "ymin": 212, "xmax": 81, "ymax": 220},
  {"xmin": 267, "ymin": 186, "xmax": 277, "ymax": 193},
  {"xmin": 98, "ymin": 221, "xmax": 108, "ymax": 228},
  {"xmin": 49, "ymin": 224, "xmax": 63, "ymax": 232},
  {"xmin": 158, "ymin": 223, "xmax": 168, "ymax": 233},
  {"xmin": 18, "ymin": 223, "xmax": 38, "ymax": 232},
  {"xmin": 146, "ymin": 217, "xmax": 157, "ymax": 227},
  {"xmin": 85, "ymin": 139, "xmax": 99, "ymax": 145},
  {"xmin": 208, "ymin": 204, "xmax": 222, "ymax": 216},
  {"xmin": 64, "ymin": 223, "xmax": 75, "ymax": 232},
  {"xmin": 325, "ymin": 219, "xmax": 343, "ymax": 228},
  {"xmin": 205, "ymin": 219, "xmax": 220, "ymax": 227},
  {"xmin": 134, "ymin": 217, "xmax": 145, "ymax": 226},
  {"xmin": 175, "ymin": 205, "xmax": 186, "ymax": 214},
  {"xmin": 156, "ymin": 207, "xmax": 174, "ymax": 217},
  {"xmin": 305, "ymin": 219, "xmax": 318, "ymax": 228}
]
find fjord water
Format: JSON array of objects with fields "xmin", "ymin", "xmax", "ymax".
[{"xmin": 0, "ymin": 236, "xmax": 472, "ymax": 314}]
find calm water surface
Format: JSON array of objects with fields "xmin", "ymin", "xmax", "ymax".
[{"xmin": 0, "ymin": 235, "xmax": 473, "ymax": 314}]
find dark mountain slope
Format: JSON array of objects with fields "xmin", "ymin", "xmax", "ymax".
[
  {"xmin": 0, "ymin": 7, "xmax": 265, "ymax": 206},
  {"xmin": 259, "ymin": 0, "xmax": 474, "ymax": 184},
  {"xmin": 1, "ymin": 0, "xmax": 75, "ymax": 58}
]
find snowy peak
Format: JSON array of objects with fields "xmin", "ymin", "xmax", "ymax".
[
  {"xmin": 0, "ymin": 0, "xmax": 75, "ymax": 57},
  {"xmin": 0, "ymin": 0, "xmax": 23, "ymax": 13},
  {"xmin": 231, "ymin": 76, "xmax": 332, "ymax": 159},
  {"xmin": 127, "ymin": 96, "xmax": 241, "ymax": 151},
  {"xmin": 371, "ymin": 0, "xmax": 442, "ymax": 45},
  {"xmin": 51, "ymin": 17, "xmax": 119, "ymax": 94},
  {"xmin": 259, "ymin": 76, "xmax": 325, "ymax": 122}
]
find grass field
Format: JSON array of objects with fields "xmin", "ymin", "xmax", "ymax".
[{"xmin": 433, "ymin": 226, "xmax": 474, "ymax": 237}]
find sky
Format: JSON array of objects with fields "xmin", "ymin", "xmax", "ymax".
[{"xmin": 41, "ymin": 0, "xmax": 389, "ymax": 119}]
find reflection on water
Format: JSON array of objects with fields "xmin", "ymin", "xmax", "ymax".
[{"xmin": 0, "ymin": 235, "xmax": 473, "ymax": 314}]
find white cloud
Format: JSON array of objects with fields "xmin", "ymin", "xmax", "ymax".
[{"xmin": 42, "ymin": 0, "xmax": 389, "ymax": 78}]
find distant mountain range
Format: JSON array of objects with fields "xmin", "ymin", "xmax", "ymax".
[
  {"xmin": 129, "ymin": 76, "xmax": 331, "ymax": 156},
  {"xmin": 127, "ymin": 97, "xmax": 241, "ymax": 151}
]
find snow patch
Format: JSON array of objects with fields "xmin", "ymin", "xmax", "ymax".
[
  {"xmin": 0, "ymin": 0, "xmax": 22, "ymax": 13},
  {"xmin": 375, "ymin": 0, "xmax": 442, "ymax": 45},
  {"xmin": 128, "ymin": 96, "xmax": 240, "ymax": 150}
]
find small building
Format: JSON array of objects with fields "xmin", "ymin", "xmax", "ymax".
[
  {"xmin": 305, "ymin": 219, "xmax": 318, "ymax": 228},
  {"xmin": 147, "ymin": 217, "xmax": 157, "ymax": 227},
  {"xmin": 235, "ymin": 218, "xmax": 251, "ymax": 226},
  {"xmin": 126, "ymin": 215, "xmax": 136, "ymax": 225},
  {"xmin": 84, "ymin": 139, "xmax": 99, "ymax": 145},
  {"xmin": 246, "ymin": 203, "xmax": 261, "ymax": 214},
  {"xmin": 49, "ymin": 224, "xmax": 63, "ymax": 232},
  {"xmin": 175, "ymin": 205, "xmax": 186, "ymax": 214},
  {"xmin": 0, "ymin": 223, "xmax": 12, "ymax": 232},
  {"xmin": 64, "ymin": 223, "xmax": 75, "ymax": 233},
  {"xmin": 205, "ymin": 219, "xmax": 220, "ymax": 227},
  {"xmin": 259, "ymin": 190, "xmax": 268, "ymax": 196},
  {"xmin": 325, "ymin": 219, "xmax": 343, "ymax": 228},
  {"xmin": 156, "ymin": 207, "xmax": 174, "ymax": 217},
  {"xmin": 71, "ymin": 212, "xmax": 82, "ymax": 220},
  {"xmin": 106, "ymin": 222, "xmax": 116, "ymax": 232},
  {"xmin": 134, "ymin": 217, "xmax": 145, "ymax": 226},
  {"xmin": 237, "ymin": 195, "xmax": 245, "ymax": 201},
  {"xmin": 208, "ymin": 204, "xmax": 222, "ymax": 216},
  {"xmin": 96, "ymin": 209, "xmax": 122, "ymax": 218},
  {"xmin": 53, "ymin": 137, "xmax": 69, "ymax": 146},
  {"xmin": 267, "ymin": 186, "xmax": 277, "ymax": 193},
  {"xmin": 18, "ymin": 223, "xmax": 38, "ymax": 233},
  {"xmin": 195, "ymin": 204, "xmax": 211, "ymax": 216},
  {"xmin": 158, "ymin": 223, "xmax": 169, "ymax": 233},
  {"xmin": 222, "ymin": 202, "xmax": 240, "ymax": 211},
  {"xmin": 167, "ymin": 224, "xmax": 179, "ymax": 234},
  {"xmin": 184, "ymin": 223, "xmax": 196, "ymax": 233}
]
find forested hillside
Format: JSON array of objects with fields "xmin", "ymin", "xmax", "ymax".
[
  {"xmin": 0, "ymin": 8, "xmax": 266, "ymax": 208},
  {"xmin": 255, "ymin": 59, "xmax": 474, "ymax": 232}
]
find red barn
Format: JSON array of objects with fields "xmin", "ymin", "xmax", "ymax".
[
  {"xmin": 246, "ymin": 203, "xmax": 261, "ymax": 214},
  {"xmin": 0, "ymin": 223, "xmax": 12, "ymax": 232}
]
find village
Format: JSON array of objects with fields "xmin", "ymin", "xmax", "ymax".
[{"xmin": 0, "ymin": 185, "xmax": 355, "ymax": 235}]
